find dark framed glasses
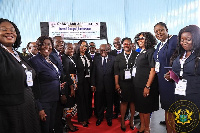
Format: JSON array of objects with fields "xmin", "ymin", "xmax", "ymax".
[{"xmin": 135, "ymin": 37, "xmax": 145, "ymax": 41}]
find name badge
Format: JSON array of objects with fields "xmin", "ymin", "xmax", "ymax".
[
  {"xmin": 125, "ymin": 70, "xmax": 131, "ymax": 79},
  {"xmin": 155, "ymin": 61, "xmax": 160, "ymax": 73},
  {"xmin": 132, "ymin": 67, "xmax": 136, "ymax": 77},
  {"xmin": 26, "ymin": 70, "xmax": 33, "ymax": 86},
  {"xmin": 175, "ymin": 79, "xmax": 187, "ymax": 96}
]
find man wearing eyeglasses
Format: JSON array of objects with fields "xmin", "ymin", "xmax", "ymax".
[
  {"xmin": 89, "ymin": 42, "xmax": 99, "ymax": 61},
  {"xmin": 91, "ymin": 44, "xmax": 115, "ymax": 127},
  {"xmin": 26, "ymin": 42, "xmax": 38, "ymax": 59},
  {"xmin": 50, "ymin": 36, "xmax": 64, "ymax": 133}
]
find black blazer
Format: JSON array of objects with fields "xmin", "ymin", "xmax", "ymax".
[
  {"xmin": 61, "ymin": 54, "xmax": 76, "ymax": 96},
  {"xmin": 114, "ymin": 50, "xmax": 137, "ymax": 81},
  {"xmin": 91, "ymin": 54, "xmax": 115, "ymax": 90},
  {"xmin": 73, "ymin": 53, "xmax": 92, "ymax": 84},
  {"xmin": 0, "ymin": 47, "xmax": 27, "ymax": 105}
]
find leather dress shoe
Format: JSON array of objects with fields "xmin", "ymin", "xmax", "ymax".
[
  {"xmin": 160, "ymin": 120, "xmax": 166, "ymax": 125},
  {"xmin": 96, "ymin": 119, "xmax": 102, "ymax": 126},
  {"xmin": 107, "ymin": 120, "xmax": 112, "ymax": 126},
  {"xmin": 130, "ymin": 125, "xmax": 135, "ymax": 130}
]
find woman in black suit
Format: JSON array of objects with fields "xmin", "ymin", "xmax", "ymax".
[
  {"xmin": 133, "ymin": 32, "xmax": 159, "ymax": 133},
  {"xmin": 114, "ymin": 37, "xmax": 137, "ymax": 131},
  {"xmin": 61, "ymin": 43, "xmax": 78, "ymax": 132},
  {"xmin": 29, "ymin": 36, "xmax": 61, "ymax": 133},
  {"xmin": 73, "ymin": 40, "xmax": 91, "ymax": 127},
  {"xmin": 0, "ymin": 18, "xmax": 40, "ymax": 133}
]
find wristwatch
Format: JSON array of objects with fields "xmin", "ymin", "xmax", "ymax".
[{"xmin": 145, "ymin": 86, "xmax": 150, "ymax": 89}]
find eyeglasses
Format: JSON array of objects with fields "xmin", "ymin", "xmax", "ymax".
[
  {"xmin": 56, "ymin": 41, "xmax": 64, "ymax": 44},
  {"xmin": 135, "ymin": 37, "xmax": 145, "ymax": 41},
  {"xmin": 89, "ymin": 45, "xmax": 95, "ymax": 48},
  {"xmin": 123, "ymin": 43, "xmax": 131, "ymax": 45},
  {"xmin": 81, "ymin": 44, "xmax": 87, "ymax": 47},
  {"xmin": 0, "ymin": 27, "xmax": 16, "ymax": 33}
]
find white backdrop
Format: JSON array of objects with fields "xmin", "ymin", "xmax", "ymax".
[{"xmin": 0, "ymin": 0, "xmax": 199, "ymax": 51}]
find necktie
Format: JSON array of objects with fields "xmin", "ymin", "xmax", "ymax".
[
  {"xmin": 117, "ymin": 50, "xmax": 120, "ymax": 54},
  {"xmin": 103, "ymin": 57, "xmax": 106, "ymax": 73},
  {"xmin": 59, "ymin": 53, "xmax": 62, "ymax": 62},
  {"xmin": 91, "ymin": 55, "xmax": 94, "ymax": 60}
]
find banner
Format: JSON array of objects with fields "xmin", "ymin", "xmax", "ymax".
[{"xmin": 49, "ymin": 22, "xmax": 101, "ymax": 39}]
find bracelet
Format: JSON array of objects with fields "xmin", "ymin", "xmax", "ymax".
[{"xmin": 145, "ymin": 86, "xmax": 150, "ymax": 89}]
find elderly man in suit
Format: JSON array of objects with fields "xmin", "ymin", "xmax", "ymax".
[{"xmin": 91, "ymin": 44, "xmax": 115, "ymax": 126}]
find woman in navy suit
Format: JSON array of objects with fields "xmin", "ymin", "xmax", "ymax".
[
  {"xmin": 166, "ymin": 25, "xmax": 200, "ymax": 133},
  {"xmin": 153, "ymin": 22, "xmax": 177, "ymax": 133},
  {"xmin": 30, "ymin": 36, "xmax": 61, "ymax": 133}
]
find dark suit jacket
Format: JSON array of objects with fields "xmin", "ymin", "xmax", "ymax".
[
  {"xmin": 109, "ymin": 49, "xmax": 124, "ymax": 56},
  {"xmin": 50, "ymin": 49, "xmax": 63, "ymax": 73},
  {"xmin": 61, "ymin": 54, "xmax": 75, "ymax": 96},
  {"xmin": 29, "ymin": 53, "xmax": 61, "ymax": 111},
  {"xmin": 172, "ymin": 52, "xmax": 200, "ymax": 95},
  {"xmin": 91, "ymin": 55, "xmax": 115, "ymax": 92},
  {"xmin": 0, "ymin": 47, "xmax": 28, "ymax": 105},
  {"xmin": 73, "ymin": 53, "xmax": 92, "ymax": 84}
]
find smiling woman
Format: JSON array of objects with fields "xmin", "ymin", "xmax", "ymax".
[{"xmin": 0, "ymin": 18, "xmax": 40, "ymax": 133}]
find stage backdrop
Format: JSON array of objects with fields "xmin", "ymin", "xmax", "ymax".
[{"xmin": 0, "ymin": 0, "xmax": 199, "ymax": 51}]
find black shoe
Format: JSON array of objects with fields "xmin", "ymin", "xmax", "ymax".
[
  {"xmin": 160, "ymin": 121, "xmax": 166, "ymax": 125},
  {"xmin": 112, "ymin": 113, "xmax": 119, "ymax": 119},
  {"xmin": 137, "ymin": 131, "xmax": 144, "ymax": 133},
  {"xmin": 121, "ymin": 126, "xmax": 126, "ymax": 132},
  {"xmin": 130, "ymin": 125, "xmax": 135, "ymax": 130},
  {"xmin": 96, "ymin": 119, "xmax": 102, "ymax": 126},
  {"xmin": 107, "ymin": 120, "xmax": 112, "ymax": 126}
]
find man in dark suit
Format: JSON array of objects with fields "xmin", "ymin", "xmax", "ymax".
[
  {"xmin": 25, "ymin": 42, "xmax": 38, "ymax": 59},
  {"xmin": 91, "ymin": 44, "xmax": 115, "ymax": 126},
  {"xmin": 50, "ymin": 36, "xmax": 64, "ymax": 133},
  {"xmin": 109, "ymin": 37, "xmax": 123, "ymax": 119},
  {"xmin": 49, "ymin": 36, "xmax": 64, "ymax": 73}
]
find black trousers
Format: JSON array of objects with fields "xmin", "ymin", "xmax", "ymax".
[
  {"xmin": 76, "ymin": 77, "xmax": 90, "ymax": 122},
  {"xmin": 95, "ymin": 84, "xmax": 114, "ymax": 121}
]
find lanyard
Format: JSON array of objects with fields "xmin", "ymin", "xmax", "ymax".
[
  {"xmin": 68, "ymin": 56, "xmax": 76, "ymax": 68},
  {"xmin": 124, "ymin": 50, "xmax": 132, "ymax": 69},
  {"xmin": 0, "ymin": 44, "xmax": 21, "ymax": 62},
  {"xmin": 156, "ymin": 42, "xmax": 166, "ymax": 60},
  {"xmin": 133, "ymin": 49, "xmax": 145, "ymax": 67},
  {"xmin": 179, "ymin": 51, "xmax": 191, "ymax": 77}
]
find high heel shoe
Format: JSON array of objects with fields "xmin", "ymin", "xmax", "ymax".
[
  {"xmin": 130, "ymin": 125, "xmax": 135, "ymax": 130},
  {"xmin": 121, "ymin": 124, "xmax": 126, "ymax": 132}
]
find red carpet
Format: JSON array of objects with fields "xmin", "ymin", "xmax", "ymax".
[{"xmin": 70, "ymin": 115, "xmax": 139, "ymax": 133}]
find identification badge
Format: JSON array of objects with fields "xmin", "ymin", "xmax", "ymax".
[
  {"xmin": 175, "ymin": 79, "xmax": 187, "ymax": 96},
  {"xmin": 155, "ymin": 61, "xmax": 160, "ymax": 73},
  {"xmin": 85, "ymin": 69, "xmax": 90, "ymax": 78},
  {"xmin": 132, "ymin": 67, "xmax": 136, "ymax": 77},
  {"xmin": 125, "ymin": 70, "xmax": 131, "ymax": 79},
  {"xmin": 26, "ymin": 70, "xmax": 33, "ymax": 86}
]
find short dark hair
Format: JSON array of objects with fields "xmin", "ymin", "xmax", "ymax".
[
  {"xmin": 121, "ymin": 37, "xmax": 132, "ymax": 44},
  {"xmin": 154, "ymin": 22, "xmax": 168, "ymax": 32},
  {"xmin": 36, "ymin": 36, "xmax": 53, "ymax": 50},
  {"xmin": 134, "ymin": 32, "xmax": 157, "ymax": 49},
  {"xmin": 0, "ymin": 18, "xmax": 21, "ymax": 49}
]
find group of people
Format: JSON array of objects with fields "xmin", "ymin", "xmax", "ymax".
[{"xmin": 1, "ymin": 17, "xmax": 200, "ymax": 133}]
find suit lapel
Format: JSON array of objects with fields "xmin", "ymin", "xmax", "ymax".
[{"xmin": 185, "ymin": 52, "xmax": 196, "ymax": 65}]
